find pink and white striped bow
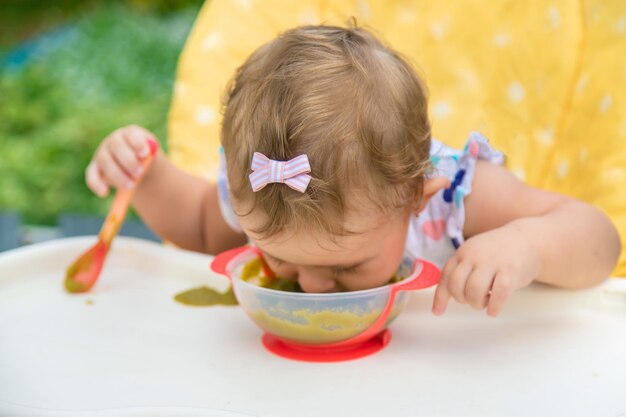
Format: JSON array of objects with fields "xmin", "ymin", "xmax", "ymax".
[{"xmin": 249, "ymin": 152, "xmax": 312, "ymax": 193}]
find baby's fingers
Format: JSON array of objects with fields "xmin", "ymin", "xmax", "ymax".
[
  {"xmin": 105, "ymin": 137, "xmax": 144, "ymax": 179},
  {"xmin": 432, "ymin": 279, "xmax": 451, "ymax": 316},
  {"xmin": 85, "ymin": 162, "xmax": 109, "ymax": 197},
  {"xmin": 432, "ymin": 259, "xmax": 456, "ymax": 315},
  {"xmin": 487, "ymin": 274, "xmax": 513, "ymax": 317},
  {"xmin": 95, "ymin": 147, "xmax": 135, "ymax": 190},
  {"xmin": 104, "ymin": 129, "xmax": 146, "ymax": 176},
  {"xmin": 464, "ymin": 267, "xmax": 496, "ymax": 310},
  {"xmin": 447, "ymin": 262, "xmax": 473, "ymax": 305},
  {"xmin": 123, "ymin": 125, "xmax": 157, "ymax": 159}
]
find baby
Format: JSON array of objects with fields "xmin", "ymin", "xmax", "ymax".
[{"xmin": 86, "ymin": 24, "xmax": 621, "ymax": 317}]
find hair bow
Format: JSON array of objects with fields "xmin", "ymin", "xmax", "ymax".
[{"xmin": 249, "ymin": 152, "xmax": 312, "ymax": 193}]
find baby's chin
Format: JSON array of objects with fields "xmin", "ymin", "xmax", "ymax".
[{"xmin": 306, "ymin": 280, "xmax": 348, "ymax": 294}]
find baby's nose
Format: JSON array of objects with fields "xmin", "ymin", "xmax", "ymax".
[{"xmin": 297, "ymin": 269, "xmax": 337, "ymax": 293}]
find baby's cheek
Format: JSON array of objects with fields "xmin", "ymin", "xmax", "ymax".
[{"xmin": 340, "ymin": 257, "xmax": 403, "ymax": 291}]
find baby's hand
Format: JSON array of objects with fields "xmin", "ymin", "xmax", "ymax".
[
  {"xmin": 432, "ymin": 227, "xmax": 540, "ymax": 317},
  {"xmin": 86, "ymin": 125, "xmax": 158, "ymax": 197}
]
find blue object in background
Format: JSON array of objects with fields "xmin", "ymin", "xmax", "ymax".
[
  {"xmin": 3, "ymin": 26, "xmax": 76, "ymax": 71},
  {"xmin": 0, "ymin": 213, "xmax": 21, "ymax": 251}
]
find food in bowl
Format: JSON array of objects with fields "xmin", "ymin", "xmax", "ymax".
[{"xmin": 229, "ymin": 252, "xmax": 414, "ymax": 345}]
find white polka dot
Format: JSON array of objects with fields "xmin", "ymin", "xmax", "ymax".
[
  {"xmin": 579, "ymin": 147, "xmax": 588, "ymax": 162},
  {"xmin": 234, "ymin": 0, "xmax": 253, "ymax": 9},
  {"xmin": 513, "ymin": 168, "xmax": 526, "ymax": 181},
  {"xmin": 493, "ymin": 32, "xmax": 511, "ymax": 47},
  {"xmin": 358, "ymin": 0, "xmax": 371, "ymax": 19},
  {"xmin": 547, "ymin": 6, "xmax": 561, "ymax": 28},
  {"xmin": 174, "ymin": 81, "xmax": 187, "ymax": 97},
  {"xmin": 603, "ymin": 167, "xmax": 625, "ymax": 183},
  {"xmin": 396, "ymin": 7, "xmax": 417, "ymax": 23},
  {"xmin": 433, "ymin": 100, "xmax": 452, "ymax": 119},
  {"xmin": 458, "ymin": 69, "xmax": 479, "ymax": 90},
  {"xmin": 556, "ymin": 160, "xmax": 569, "ymax": 178},
  {"xmin": 616, "ymin": 17, "xmax": 626, "ymax": 34},
  {"xmin": 575, "ymin": 73, "xmax": 589, "ymax": 94},
  {"xmin": 430, "ymin": 21, "xmax": 447, "ymax": 40},
  {"xmin": 299, "ymin": 10, "xmax": 320, "ymax": 24},
  {"xmin": 195, "ymin": 106, "xmax": 216, "ymax": 125},
  {"xmin": 535, "ymin": 127, "xmax": 554, "ymax": 145},
  {"xmin": 508, "ymin": 82, "xmax": 525, "ymax": 103},
  {"xmin": 202, "ymin": 32, "xmax": 223, "ymax": 50},
  {"xmin": 599, "ymin": 95, "xmax": 613, "ymax": 113},
  {"xmin": 588, "ymin": 8, "xmax": 601, "ymax": 25}
]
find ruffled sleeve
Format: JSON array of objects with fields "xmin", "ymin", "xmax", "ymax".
[{"xmin": 431, "ymin": 132, "xmax": 505, "ymax": 249}]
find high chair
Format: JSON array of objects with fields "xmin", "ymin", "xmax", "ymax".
[{"xmin": 167, "ymin": 0, "xmax": 626, "ymax": 275}]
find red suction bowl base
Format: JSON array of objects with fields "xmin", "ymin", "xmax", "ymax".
[{"xmin": 262, "ymin": 330, "xmax": 391, "ymax": 362}]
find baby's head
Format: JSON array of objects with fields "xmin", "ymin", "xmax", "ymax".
[{"xmin": 221, "ymin": 24, "xmax": 446, "ymax": 293}]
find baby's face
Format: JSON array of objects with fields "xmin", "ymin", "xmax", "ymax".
[{"xmin": 238, "ymin": 210, "xmax": 410, "ymax": 293}]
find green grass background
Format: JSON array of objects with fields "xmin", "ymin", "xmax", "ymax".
[{"xmin": 0, "ymin": 0, "xmax": 203, "ymax": 225}]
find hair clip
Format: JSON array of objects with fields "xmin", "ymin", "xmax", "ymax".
[{"xmin": 249, "ymin": 152, "xmax": 312, "ymax": 193}]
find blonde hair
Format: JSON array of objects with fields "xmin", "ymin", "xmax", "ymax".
[{"xmin": 221, "ymin": 23, "xmax": 432, "ymax": 239}]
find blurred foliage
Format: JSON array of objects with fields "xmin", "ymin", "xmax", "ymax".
[
  {"xmin": 0, "ymin": 0, "xmax": 202, "ymax": 48},
  {"xmin": 0, "ymin": 2, "xmax": 202, "ymax": 225},
  {"xmin": 128, "ymin": 0, "xmax": 205, "ymax": 14},
  {"xmin": 0, "ymin": 1, "xmax": 98, "ymax": 48}
]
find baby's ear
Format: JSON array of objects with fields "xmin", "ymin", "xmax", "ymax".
[{"xmin": 413, "ymin": 176, "xmax": 451, "ymax": 214}]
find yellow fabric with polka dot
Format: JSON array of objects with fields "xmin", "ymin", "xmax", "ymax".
[{"xmin": 168, "ymin": 0, "xmax": 626, "ymax": 276}]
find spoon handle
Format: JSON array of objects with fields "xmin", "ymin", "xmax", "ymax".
[
  {"xmin": 99, "ymin": 188, "xmax": 133, "ymax": 246},
  {"xmin": 99, "ymin": 139, "xmax": 159, "ymax": 246}
]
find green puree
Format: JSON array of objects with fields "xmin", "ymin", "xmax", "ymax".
[
  {"xmin": 173, "ymin": 257, "xmax": 404, "ymax": 306},
  {"xmin": 173, "ymin": 257, "xmax": 300, "ymax": 307},
  {"xmin": 174, "ymin": 286, "xmax": 238, "ymax": 306},
  {"xmin": 240, "ymin": 258, "xmax": 303, "ymax": 292}
]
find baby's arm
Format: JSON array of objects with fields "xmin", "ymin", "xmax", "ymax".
[
  {"xmin": 432, "ymin": 161, "xmax": 621, "ymax": 316},
  {"xmin": 132, "ymin": 152, "xmax": 247, "ymax": 254},
  {"xmin": 86, "ymin": 125, "xmax": 247, "ymax": 254}
]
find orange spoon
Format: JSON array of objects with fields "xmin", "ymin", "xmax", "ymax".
[{"xmin": 64, "ymin": 139, "xmax": 158, "ymax": 293}]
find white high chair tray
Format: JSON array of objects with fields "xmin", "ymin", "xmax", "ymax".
[{"xmin": 1, "ymin": 237, "xmax": 625, "ymax": 417}]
